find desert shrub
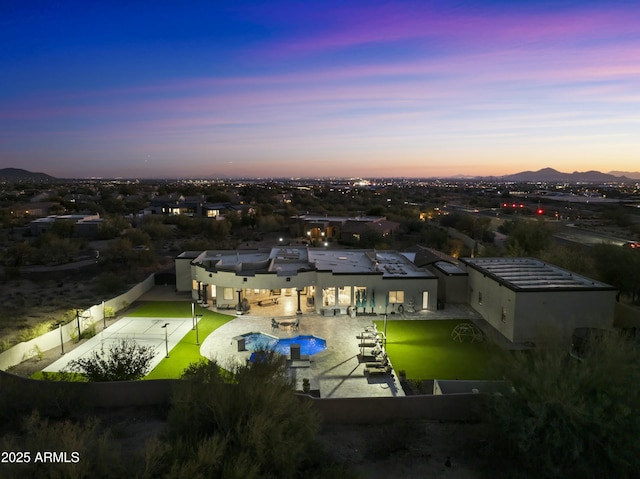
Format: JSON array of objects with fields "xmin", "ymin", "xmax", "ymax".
[
  {"xmin": 484, "ymin": 332, "xmax": 640, "ymax": 479},
  {"xmin": 0, "ymin": 411, "xmax": 127, "ymax": 478},
  {"xmin": 80, "ymin": 323, "xmax": 96, "ymax": 339},
  {"xmin": 17, "ymin": 320, "xmax": 56, "ymax": 343},
  {"xmin": 65, "ymin": 338, "xmax": 155, "ymax": 381},
  {"xmin": 144, "ymin": 353, "xmax": 322, "ymax": 479}
]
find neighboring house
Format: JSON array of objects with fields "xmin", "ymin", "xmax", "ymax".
[
  {"xmin": 145, "ymin": 196, "xmax": 253, "ymax": 218},
  {"xmin": 292, "ymin": 215, "xmax": 396, "ymax": 243},
  {"xmin": 459, "ymin": 257, "xmax": 616, "ymax": 346},
  {"xmin": 340, "ymin": 219, "xmax": 400, "ymax": 243},
  {"xmin": 29, "ymin": 214, "xmax": 103, "ymax": 238},
  {"xmin": 176, "ymin": 247, "xmax": 438, "ymax": 314},
  {"xmin": 9, "ymin": 202, "xmax": 59, "ymax": 218}
]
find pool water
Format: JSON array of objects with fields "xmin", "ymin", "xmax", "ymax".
[{"xmin": 244, "ymin": 332, "xmax": 327, "ymax": 356}]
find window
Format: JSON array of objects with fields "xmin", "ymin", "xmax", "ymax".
[
  {"xmin": 478, "ymin": 292, "xmax": 483, "ymax": 304},
  {"xmin": 389, "ymin": 291, "xmax": 405, "ymax": 303},
  {"xmin": 338, "ymin": 286, "xmax": 351, "ymax": 306},
  {"xmin": 322, "ymin": 287, "xmax": 336, "ymax": 306},
  {"xmin": 223, "ymin": 288, "xmax": 234, "ymax": 300},
  {"xmin": 501, "ymin": 307, "xmax": 507, "ymax": 323}
]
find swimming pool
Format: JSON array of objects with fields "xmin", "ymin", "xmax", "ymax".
[{"xmin": 242, "ymin": 332, "xmax": 327, "ymax": 356}]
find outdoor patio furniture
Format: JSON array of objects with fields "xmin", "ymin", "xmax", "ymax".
[
  {"xmin": 358, "ymin": 338, "xmax": 381, "ymax": 348},
  {"xmin": 258, "ymin": 297, "xmax": 279, "ymax": 306},
  {"xmin": 356, "ymin": 331, "xmax": 382, "ymax": 339},
  {"xmin": 271, "ymin": 318, "xmax": 279, "ymax": 329},
  {"xmin": 365, "ymin": 355, "xmax": 388, "ymax": 369},
  {"xmin": 365, "ymin": 364, "xmax": 392, "ymax": 376}
]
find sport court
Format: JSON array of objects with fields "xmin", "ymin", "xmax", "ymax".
[{"xmin": 43, "ymin": 315, "xmax": 195, "ymax": 374}]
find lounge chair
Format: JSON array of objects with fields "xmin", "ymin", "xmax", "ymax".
[
  {"xmin": 356, "ymin": 331, "xmax": 382, "ymax": 339},
  {"xmin": 365, "ymin": 364, "xmax": 392, "ymax": 376},
  {"xmin": 365, "ymin": 355, "xmax": 388, "ymax": 369},
  {"xmin": 358, "ymin": 338, "xmax": 381, "ymax": 348},
  {"xmin": 360, "ymin": 344, "xmax": 384, "ymax": 361}
]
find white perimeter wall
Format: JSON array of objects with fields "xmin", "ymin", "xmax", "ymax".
[{"xmin": 0, "ymin": 274, "xmax": 156, "ymax": 371}]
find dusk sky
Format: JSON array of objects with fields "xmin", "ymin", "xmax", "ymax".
[{"xmin": 1, "ymin": 1, "xmax": 639, "ymax": 179}]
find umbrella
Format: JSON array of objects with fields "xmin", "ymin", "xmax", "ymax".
[
  {"xmin": 361, "ymin": 289, "xmax": 367, "ymax": 312},
  {"xmin": 355, "ymin": 289, "xmax": 361, "ymax": 308},
  {"xmin": 370, "ymin": 290, "xmax": 375, "ymax": 312}
]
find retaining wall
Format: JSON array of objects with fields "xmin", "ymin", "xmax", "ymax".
[{"xmin": 0, "ymin": 274, "xmax": 156, "ymax": 371}]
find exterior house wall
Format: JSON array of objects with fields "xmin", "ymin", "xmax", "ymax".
[
  {"xmin": 513, "ymin": 290, "xmax": 616, "ymax": 345},
  {"xmin": 175, "ymin": 256, "xmax": 194, "ymax": 291},
  {"xmin": 466, "ymin": 268, "xmax": 517, "ymax": 342},
  {"xmin": 432, "ymin": 272, "xmax": 468, "ymax": 304},
  {"xmin": 466, "ymin": 266, "xmax": 616, "ymax": 345},
  {"xmin": 182, "ymin": 250, "xmax": 438, "ymax": 314}
]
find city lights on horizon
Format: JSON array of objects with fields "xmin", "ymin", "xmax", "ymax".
[{"xmin": 1, "ymin": 1, "xmax": 639, "ymax": 179}]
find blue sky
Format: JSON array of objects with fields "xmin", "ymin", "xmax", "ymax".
[{"xmin": 1, "ymin": 1, "xmax": 639, "ymax": 178}]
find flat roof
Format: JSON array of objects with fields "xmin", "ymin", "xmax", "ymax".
[
  {"xmin": 194, "ymin": 247, "xmax": 434, "ymax": 278},
  {"xmin": 461, "ymin": 257, "xmax": 614, "ymax": 291},
  {"xmin": 433, "ymin": 261, "xmax": 467, "ymax": 276}
]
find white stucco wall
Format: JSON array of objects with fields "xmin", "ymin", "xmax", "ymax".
[{"xmin": 466, "ymin": 268, "xmax": 616, "ymax": 345}]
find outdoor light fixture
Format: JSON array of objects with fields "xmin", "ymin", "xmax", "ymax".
[
  {"xmin": 161, "ymin": 322, "xmax": 170, "ymax": 358},
  {"xmin": 58, "ymin": 322, "xmax": 65, "ymax": 355},
  {"xmin": 195, "ymin": 314, "xmax": 202, "ymax": 345},
  {"xmin": 76, "ymin": 309, "xmax": 81, "ymax": 342}
]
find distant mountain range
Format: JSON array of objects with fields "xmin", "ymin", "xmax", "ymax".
[
  {"xmin": 0, "ymin": 168, "xmax": 57, "ymax": 181},
  {"xmin": 501, "ymin": 168, "xmax": 640, "ymax": 182},
  {"xmin": 459, "ymin": 167, "xmax": 640, "ymax": 182},
  {"xmin": 1, "ymin": 166, "xmax": 639, "ymax": 182}
]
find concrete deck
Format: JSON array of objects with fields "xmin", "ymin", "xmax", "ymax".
[
  {"xmin": 201, "ymin": 313, "xmax": 404, "ymax": 398},
  {"xmin": 42, "ymin": 283, "xmax": 483, "ymax": 399},
  {"xmin": 201, "ymin": 303, "xmax": 482, "ymax": 399}
]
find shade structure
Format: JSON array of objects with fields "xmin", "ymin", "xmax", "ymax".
[{"xmin": 370, "ymin": 290, "xmax": 375, "ymax": 311}]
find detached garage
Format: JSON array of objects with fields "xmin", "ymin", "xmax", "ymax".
[{"xmin": 459, "ymin": 257, "xmax": 616, "ymax": 346}]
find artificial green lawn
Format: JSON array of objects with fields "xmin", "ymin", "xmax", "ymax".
[
  {"xmin": 375, "ymin": 319, "xmax": 501, "ymax": 380},
  {"xmin": 140, "ymin": 303, "xmax": 234, "ymax": 379}
]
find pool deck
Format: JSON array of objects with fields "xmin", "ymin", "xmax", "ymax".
[
  {"xmin": 200, "ymin": 304, "xmax": 482, "ymax": 399},
  {"xmin": 201, "ymin": 313, "xmax": 403, "ymax": 398}
]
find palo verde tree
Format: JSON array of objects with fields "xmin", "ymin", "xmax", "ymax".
[
  {"xmin": 483, "ymin": 331, "xmax": 640, "ymax": 479},
  {"xmin": 65, "ymin": 338, "xmax": 155, "ymax": 381}
]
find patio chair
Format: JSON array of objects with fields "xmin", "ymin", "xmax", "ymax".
[
  {"xmin": 271, "ymin": 318, "xmax": 279, "ymax": 329},
  {"xmin": 292, "ymin": 318, "xmax": 300, "ymax": 330}
]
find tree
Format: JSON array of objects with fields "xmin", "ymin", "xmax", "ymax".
[
  {"xmin": 503, "ymin": 219, "xmax": 552, "ymax": 256},
  {"xmin": 65, "ymin": 338, "xmax": 155, "ymax": 381},
  {"xmin": 144, "ymin": 353, "xmax": 322, "ymax": 479},
  {"xmin": 592, "ymin": 244, "xmax": 640, "ymax": 303},
  {"xmin": 484, "ymin": 332, "xmax": 640, "ymax": 478}
]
